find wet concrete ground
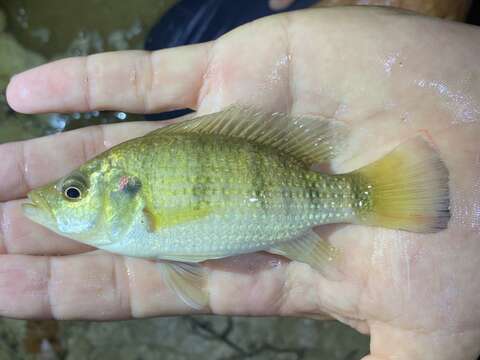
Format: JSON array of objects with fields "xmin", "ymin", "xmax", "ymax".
[{"xmin": 0, "ymin": 316, "xmax": 369, "ymax": 359}]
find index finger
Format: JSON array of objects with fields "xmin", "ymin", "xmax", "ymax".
[
  {"xmin": 0, "ymin": 121, "xmax": 160, "ymax": 202},
  {"xmin": 6, "ymin": 45, "xmax": 211, "ymax": 114}
]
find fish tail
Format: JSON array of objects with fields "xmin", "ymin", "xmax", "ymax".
[{"xmin": 352, "ymin": 137, "xmax": 450, "ymax": 232}]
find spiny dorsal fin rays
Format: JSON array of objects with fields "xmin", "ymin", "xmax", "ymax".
[{"xmin": 152, "ymin": 106, "xmax": 346, "ymax": 166}]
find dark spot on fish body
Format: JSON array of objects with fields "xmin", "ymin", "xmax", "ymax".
[
  {"xmin": 303, "ymin": 173, "xmax": 324, "ymax": 211},
  {"xmin": 119, "ymin": 176, "xmax": 142, "ymax": 197},
  {"xmin": 246, "ymin": 148, "xmax": 269, "ymax": 212},
  {"xmin": 349, "ymin": 174, "xmax": 374, "ymax": 220},
  {"xmin": 302, "ymin": 174, "xmax": 351, "ymax": 223},
  {"xmin": 192, "ymin": 181, "xmax": 211, "ymax": 202}
]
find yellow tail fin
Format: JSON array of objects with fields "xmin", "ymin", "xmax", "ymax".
[{"xmin": 354, "ymin": 137, "xmax": 450, "ymax": 233}]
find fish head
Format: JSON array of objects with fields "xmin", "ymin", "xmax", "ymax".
[
  {"xmin": 23, "ymin": 156, "xmax": 147, "ymax": 247},
  {"xmin": 22, "ymin": 164, "xmax": 105, "ymax": 241}
]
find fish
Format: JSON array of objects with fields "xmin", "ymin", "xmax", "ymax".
[{"xmin": 23, "ymin": 106, "xmax": 450, "ymax": 309}]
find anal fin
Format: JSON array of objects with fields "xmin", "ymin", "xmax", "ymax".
[
  {"xmin": 268, "ymin": 230, "xmax": 341, "ymax": 279},
  {"xmin": 157, "ymin": 261, "xmax": 209, "ymax": 310}
]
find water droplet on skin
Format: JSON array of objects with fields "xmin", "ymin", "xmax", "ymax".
[
  {"xmin": 269, "ymin": 258, "xmax": 282, "ymax": 268},
  {"xmin": 383, "ymin": 54, "xmax": 399, "ymax": 75},
  {"xmin": 416, "ymin": 79, "xmax": 426, "ymax": 88},
  {"xmin": 103, "ymin": 140, "xmax": 113, "ymax": 149},
  {"xmin": 415, "ymin": 79, "xmax": 480, "ymax": 123}
]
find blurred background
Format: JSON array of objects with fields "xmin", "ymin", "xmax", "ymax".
[{"xmin": 0, "ymin": 0, "xmax": 477, "ymax": 359}]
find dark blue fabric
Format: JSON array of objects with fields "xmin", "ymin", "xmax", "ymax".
[
  {"xmin": 144, "ymin": 0, "xmax": 318, "ymax": 120},
  {"xmin": 146, "ymin": 0, "xmax": 319, "ymax": 50}
]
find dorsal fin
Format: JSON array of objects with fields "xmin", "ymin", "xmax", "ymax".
[{"xmin": 152, "ymin": 106, "xmax": 346, "ymax": 165}]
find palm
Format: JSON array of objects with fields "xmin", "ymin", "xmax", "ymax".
[{"xmin": 2, "ymin": 7, "xmax": 479, "ymax": 359}]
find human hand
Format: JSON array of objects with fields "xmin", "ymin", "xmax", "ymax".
[
  {"xmin": 269, "ymin": 0, "xmax": 473, "ymax": 20},
  {"xmin": 2, "ymin": 7, "xmax": 480, "ymax": 359}
]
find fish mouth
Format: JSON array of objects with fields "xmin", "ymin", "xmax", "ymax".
[
  {"xmin": 26, "ymin": 191, "xmax": 47, "ymax": 208},
  {"xmin": 22, "ymin": 192, "xmax": 55, "ymax": 223}
]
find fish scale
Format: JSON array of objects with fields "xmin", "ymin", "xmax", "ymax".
[{"xmin": 97, "ymin": 132, "xmax": 360, "ymax": 256}]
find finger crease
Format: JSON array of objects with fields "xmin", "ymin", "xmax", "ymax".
[
  {"xmin": 281, "ymin": 14, "xmax": 294, "ymax": 114},
  {"xmin": 112, "ymin": 256, "xmax": 131, "ymax": 315},
  {"xmin": 0, "ymin": 204, "xmax": 8, "ymax": 254},
  {"xmin": 18, "ymin": 141, "xmax": 32, "ymax": 194},
  {"xmin": 277, "ymin": 264, "xmax": 297, "ymax": 315},
  {"xmin": 123, "ymin": 258, "xmax": 134, "ymax": 318},
  {"xmin": 46, "ymin": 257, "xmax": 56, "ymax": 319},
  {"xmin": 80, "ymin": 136, "xmax": 89, "ymax": 165},
  {"xmin": 131, "ymin": 61, "xmax": 140, "ymax": 110},
  {"xmin": 80, "ymin": 125, "xmax": 105, "ymax": 162},
  {"xmin": 83, "ymin": 56, "xmax": 94, "ymax": 111},
  {"xmin": 143, "ymin": 52, "xmax": 154, "ymax": 113},
  {"xmin": 111, "ymin": 257, "xmax": 119, "ymax": 301},
  {"xmin": 196, "ymin": 42, "xmax": 216, "ymax": 109},
  {"xmin": 97, "ymin": 124, "xmax": 107, "ymax": 153}
]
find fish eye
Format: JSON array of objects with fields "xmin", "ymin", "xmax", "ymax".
[
  {"xmin": 61, "ymin": 174, "xmax": 88, "ymax": 201},
  {"xmin": 64, "ymin": 186, "xmax": 82, "ymax": 200}
]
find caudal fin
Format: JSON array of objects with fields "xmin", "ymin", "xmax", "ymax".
[{"xmin": 354, "ymin": 137, "xmax": 450, "ymax": 233}]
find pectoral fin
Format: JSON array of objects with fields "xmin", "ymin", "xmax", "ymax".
[
  {"xmin": 143, "ymin": 207, "xmax": 161, "ymax": 232},
  {"xmin": 157, "ymin": 261, "xmax": 209, "ymax": 309},
  {"xmin": 143, "ymin": 206, "xmax": 212, "ymax": 233},
  {"xmin": 268, "ymin": 230, "xmax": 341, "ymax": 279}
]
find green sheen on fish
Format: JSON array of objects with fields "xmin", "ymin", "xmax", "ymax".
[{"xmin": 23, "ymin": 106, "xmax": 450, "ymax": 309}]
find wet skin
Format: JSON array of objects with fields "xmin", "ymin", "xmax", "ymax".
[
  {"xmin": 269, "ymin": 0, "xmax": 473, "ymax": 20},
  {"xmin": 2, "ymin": 7, "xmax": 480, "ymax": 360}
]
